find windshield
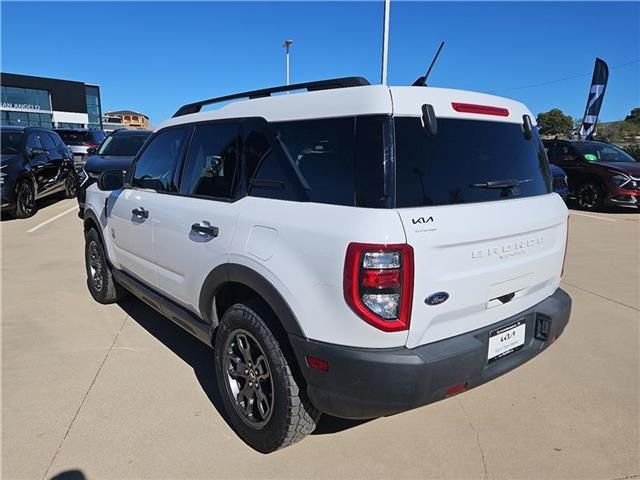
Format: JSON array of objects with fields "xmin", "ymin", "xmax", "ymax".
[
  {"xmin": 1, "ymin": 131, "xmax": 23, "ymax": 154},
  {"xmin": 394, "ymin": 118, "xmax": 551, "ymax": 207},
  {"xmin": 98, "ymin": 133, "xmax": 149, "ymax": 156},
  {"xmin": 573, "ymin": 142, "xmax": 636, "ymax": 163}
]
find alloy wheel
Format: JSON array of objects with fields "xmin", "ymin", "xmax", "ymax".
[
  {"xmin": 577, "ymin": 184, "xmax": 600, "ymax": 209},
  {"xmin": 88, "ymin": 240, "xmax": 104, "ymax": 292},
  {"xmin": 223, "ymin": 329, "xmax": 274, "ymax": 428},
  {"xmin": 17, "ymin": 183, "xmax": 35, "ymax": 216},
  {"xmin": 65, "ymin": 175, "xmax": 77, "ymax": 197}
]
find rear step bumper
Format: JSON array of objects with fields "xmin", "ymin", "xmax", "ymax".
[{"xmin": 290, "ymin": 288, "xmax": 571, "ymax": 420}]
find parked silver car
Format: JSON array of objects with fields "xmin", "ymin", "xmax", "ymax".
[{"xmin": 54, "ymin": 129, "xmax": 106, "ymax": 169}]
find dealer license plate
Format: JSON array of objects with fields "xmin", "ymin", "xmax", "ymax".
[{"xmin": 487, "ymin": 319, "xmax": 526, "ymax": 363}]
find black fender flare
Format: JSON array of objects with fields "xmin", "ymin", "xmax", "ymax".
[{"xmin": 198, "ymin": 263, "xmax": 305, "ymax": 338}]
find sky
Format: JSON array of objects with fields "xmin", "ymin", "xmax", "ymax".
[{"xmin": 2, "ymin": 1, "xmax": 639, "ymax": 126}]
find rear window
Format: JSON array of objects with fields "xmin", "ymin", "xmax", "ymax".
[
  {"xmin": 394, "ymin": 118, "xmax": 551, "ymax": 208},
  {"xmin": 98, "ymin": 133, "xmax": 150, "ymax": 156},
  {"xmin": 57, "ymin": 130, "xmax": 105, "ymax": 145}
]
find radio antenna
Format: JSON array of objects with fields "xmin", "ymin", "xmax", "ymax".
[{"xmin": 412, "ymin": 41, "xmax": 445, "ymax": 87}]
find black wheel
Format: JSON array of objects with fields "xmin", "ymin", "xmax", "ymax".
[
  {"xmin": 63, "ymin": 172, "xmax": 78, "ymax": 199},
  {"xmin": 85, "ymin": 228, "xmax": 124, "ymax": 304},
  {"xmin": 214, "ymin": 302, "xmax": 319, "ymax": 453},
  {"xmin": 15, "ymin": 181, "xmax": 36, "ymax": 218},
  {"xmin": 576, "ymin": 181, "xmax": 604, "ymax": 211}
]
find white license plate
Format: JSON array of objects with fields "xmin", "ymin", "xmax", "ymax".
[{"xmin": 487, "ymin": 319, "xmax": 526, "ymax": 363}]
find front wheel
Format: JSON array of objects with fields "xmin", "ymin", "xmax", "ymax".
[
  {"xmin": 214, "ymin": 302, "xmax": 319, "ymax": 453},
  {"xmin": 15, "ymin": 180, "xmax": 37, "ymax": 218},
  {"xmin": 576, "ymin": 181, "xmax": 604, "ymax": 211}
]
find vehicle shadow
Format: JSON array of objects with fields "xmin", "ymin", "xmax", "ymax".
[
  {"xmin": 0, "ymin": 194, "xmax": 71, "ymax": 222},
  {"xmin": 116, "ymin": 296, "xmax": 370, "ymax": 437}
]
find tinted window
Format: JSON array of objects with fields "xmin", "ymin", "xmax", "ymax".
[
  {"xmin": 48, "ymin": 132, "xmax": 64, "ymax": 147},
  {"xmin": 98, "ymin": 133, "xmax": 150, "ymax": 156},
  {"xmin": 246, "ymin": 128, "xmax": 300, "ymax": 201},
  {"xmin": 132, "ymin": 127, "xmax": 190, "ymax": 192},
  {"xmin": 1, "ymin": 131, "xmax": 23, "ymax": 154},
  {"xmin": 394, "ymin": 118, "xmax": 551, "ymax": 207},
  {"xmin": 573, "ymin": 142, "xmax": 636, "ymax": 163},
  {"xmin": 56, "ymin": 130, "xmax": 91, "ymax": 145},
  {"xmin": 90, "ymin": 131, "xmax": 106, "ymax": 144},
  {"xmin": 273, "ymin": 117, "xmax": 357, "ymax": 206},
  {"xmin": 180, "ymin": 123, "xmax": 239, "ymax": 199},
  {"xmin": 39, "ymin": 131, "xmax": 55, "ymax": 150},
  {"xmin": 26, "ymin": 133, "xmax": 43, "ymax": 149}
]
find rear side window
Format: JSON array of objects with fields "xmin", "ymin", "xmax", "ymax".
[
  {"xmin": 394, "ymin": 118, "xmax": 551, "ymax": 208},
  {"xmin": 132, "ymin": 127, "xmax": 190, "ymax": 192},
  {"xmin": 245, "ymin": 126, "xmax": 302, "ymax": 202},
  {"xmin": 180, "ymin": 123, "xmax": 240, "ymax": 199},
  {"xmin": 273, "ymin": 118, "xmax": 356, "ymax": 206}
]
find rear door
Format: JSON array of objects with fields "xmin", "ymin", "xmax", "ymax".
[
  {"xmin": 392, "ymin": 115, "xmax": 568, "ymax": 348},
  {"xmin": 26, "ymin": 132, "xmax": 55, "ymax": 195},
  {"xmin": 108, "ymin": 126, "xmax": 191, "ymax": 287},
  {"xmin": 152, "ymin": 121, "xmax": 242, "ymax": 313}
]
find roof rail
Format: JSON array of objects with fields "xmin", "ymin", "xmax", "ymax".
[{"xmin": 172, "ymin": 76, "xmax": 371, "ymax": 118}]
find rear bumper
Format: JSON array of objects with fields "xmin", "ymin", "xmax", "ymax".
[{"xmin": 290, "ymin": 288, "xmax": 571, "ymax": 419}]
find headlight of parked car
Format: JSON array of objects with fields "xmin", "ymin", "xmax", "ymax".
[
  {"xmin": 611, "ymin": 173, "xmax": 631, "ymax": 188},
  {"xmin": 0, "ymin": 164, "xmax": 6, "ymax": 187}
]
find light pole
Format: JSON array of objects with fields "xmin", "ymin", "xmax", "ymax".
[
  {"xmin": 283, "ymin": 39, "xmax": 293, "ymax": 86},
  {"xmin": 381, "ymin": 0, "xmax": 390, "ymax": 85}
]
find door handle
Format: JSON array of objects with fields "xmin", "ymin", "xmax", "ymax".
[
  {"xmin": 191, "ymin": 222, "xmax": 219, "ymax": 237},
  {"xmin": 132, "ymin": 207, "xmax": 148, "ymax": 219}
]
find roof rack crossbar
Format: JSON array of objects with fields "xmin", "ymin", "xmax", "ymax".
[{"xmin": 172, "ymin": 76, "xmax": 370, "ymax": 117}]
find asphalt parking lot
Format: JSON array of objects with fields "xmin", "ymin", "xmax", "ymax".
[{"xmin": 2, "ymin": 199, "xmax": 639, "ymax": 480}]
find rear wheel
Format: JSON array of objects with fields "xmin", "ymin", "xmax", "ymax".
[
  {"xmin": 214, "ymin": 302, "xmax": 319, "ymax": 453},
  {"xmin": 85, "ymin": 228, "xmax": 124, "ymax": 304},
  {"xmin": 63, "ymin": 172, "xmax": 78, "ymax": 199},
  {"xmin": 576, "ymin": 181, "xmax": 604, "ymax": 211},
  {"xmin": 15, "ymin": 181, "xmax": 36, "ymax": 218}
]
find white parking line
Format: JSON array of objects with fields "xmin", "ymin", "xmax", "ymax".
[
  {"xmin": 27, "ymin": 205, "xmax": 78, "ymax": 233},
  {"xmin": 570, "ymin": 211, "xmax": 617, "ymax": 222}
]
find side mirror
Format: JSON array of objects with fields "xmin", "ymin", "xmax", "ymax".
[
  {"xmin": 87, "ymin": 147, "xmax": 97, "ymax": 155},
  {"xmin": 97, "ymin": 169, "xmax": 125, "ymax": 191}
]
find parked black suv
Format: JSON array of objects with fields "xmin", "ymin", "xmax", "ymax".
[
  {"xmin": 1, "ymin": 126, "xmax": 77, "ymax": 218},
  {"xmin": 544, "ymin": 139, "xmax": 640, "ymax": 210},
  {"xmin": 76, "ymin": 129, "xmax": 151, "ymax": 213}
]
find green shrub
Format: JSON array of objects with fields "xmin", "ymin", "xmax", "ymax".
[{"xmin": 622, "ymin": 144, "xmax": 640, "ymax": 161}]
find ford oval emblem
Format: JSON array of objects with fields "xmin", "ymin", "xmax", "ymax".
[{"xmin": 425, "ymin": 292, "xmax": 449, "ymax": 306}]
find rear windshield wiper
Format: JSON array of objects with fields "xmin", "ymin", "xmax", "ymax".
[{"xmin": 470, "ymin": 178, "xmax": 532, "ymax": 189}]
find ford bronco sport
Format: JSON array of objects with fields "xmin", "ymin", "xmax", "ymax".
[{"xmin": 83, "ymin": 77, "xmax": 572, "ymax": 453}]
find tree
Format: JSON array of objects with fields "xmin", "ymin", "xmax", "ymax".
[
  {"xmin": 624, "ymin": 107, "xmax": 640, "ymax": 125},
  {"xmin": 536, "ymin": 109, "xmax": 573, "ymax": 136}
]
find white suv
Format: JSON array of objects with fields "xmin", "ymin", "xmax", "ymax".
[{"xmin": 83, "ymin": 77, "xmax": 572, "ymax": 453}]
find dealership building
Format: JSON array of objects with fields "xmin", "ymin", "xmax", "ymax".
[{"xmin": 0, "ymin": 72, "xmax": 103, "ymax": 130}]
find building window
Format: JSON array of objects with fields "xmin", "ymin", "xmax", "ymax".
[
  {"xmin": 85, "ymin": 86, "xmax": 102, "ymax": 130},
  {"xmin": 1, "ymin": 86, "xmax": 51, "ymax": 110},
  {"xmin": 0, "ymin": 110, "xmax": 52, "ymax": 128}
]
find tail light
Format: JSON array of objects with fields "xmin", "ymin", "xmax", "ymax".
[
  {"xmin": 561, "ymin": 215, "xmax": 570, "ymax": 277},
  {"xmin": 343, "ymin": 243, "xmax": 414, "ymax": 332},
  {"xmin": 451, "ymin": 102, "xmax": 509, "ymax": 117}
]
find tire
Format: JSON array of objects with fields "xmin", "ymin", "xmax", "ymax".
[
  {"xmin": 85, "ymin": 228, "xmax": 123, "ymax": 304},
  {"xmin": 214, "ymin": 302, "xmax": 319, "ymax": 453},
  {"xmin": 14, "ymin": 180, "xmax": 37, "ymax": 218},
  {"xmin": 576, "ymin": 181, "xmax": 604, "ymax": 211},
  {"xmin": 63, "ymin": 172, "xmax": 78, "ymax": 199}
]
